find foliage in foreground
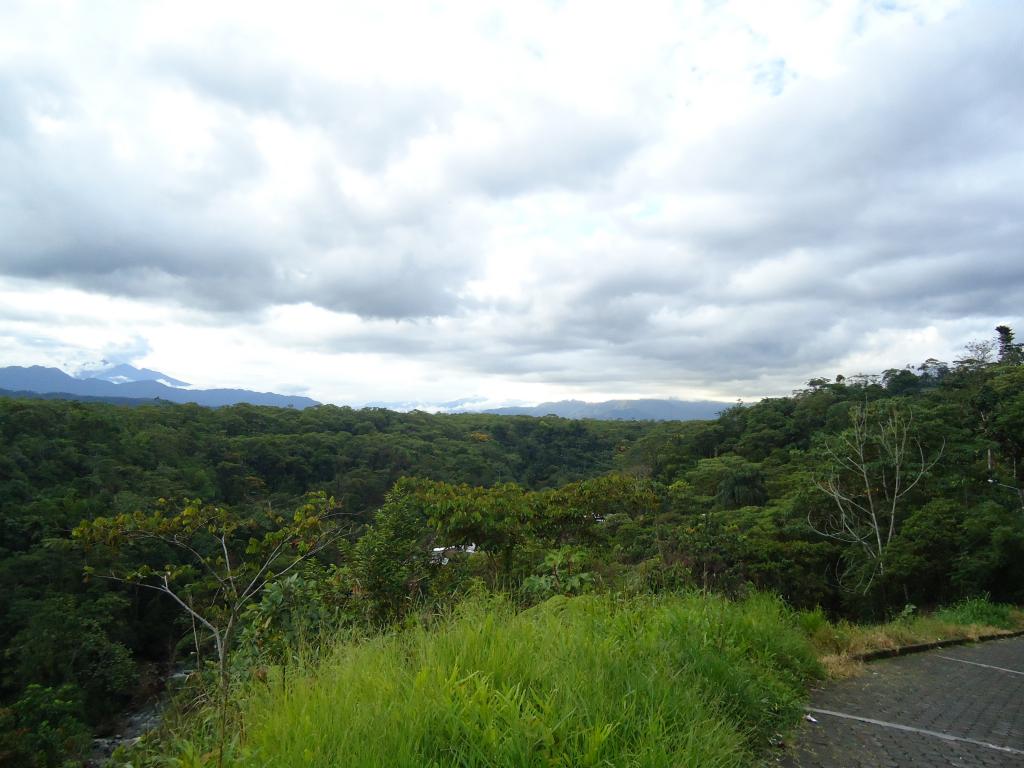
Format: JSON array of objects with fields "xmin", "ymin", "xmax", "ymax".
[
  {"xmin": 116, "ymin": 594, "xmax": 1024, "ymax": 767},
  {"xmin": 162, "ymin": 592, "xmax": 820, "ymax": 768}
]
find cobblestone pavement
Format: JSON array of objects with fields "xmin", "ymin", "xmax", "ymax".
[{"xmin": 780, "ymin": 636, "xmax": 1024, "ymax": 767}]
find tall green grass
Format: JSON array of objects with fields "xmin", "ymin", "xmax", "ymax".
[
  {"xmin": 203, "ymin": 592, "xmax": 819, "ymax": 767},
  {"xmin": 935, "ymin": 596, "xmax": 1017, "ymax": 629}
]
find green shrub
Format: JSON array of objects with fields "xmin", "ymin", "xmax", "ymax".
[
  {"xmin": 795, "ymin": 607, "xmax": 828, "ymax": 636},
  {"xmin": 935, "ymin": 596, "xmax": 1015, "ymax": 629},
  {"xmin": 175, "ymin": 592, "xmax": 821, "ymax": 767},
  {"xmin": 0, "ymin": 684, "xmax": 91, "ymax": 768}
]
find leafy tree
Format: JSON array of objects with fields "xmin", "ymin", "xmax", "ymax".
[
  {"xmin": 881, "ymin": 499, "xmax": 963, "ymax": 606},
  {"xmin": 539, "ymin": 474, "xmax": 659, "ymax": 543},
  {"xmin": 0, "ymin": 684, "xmax": 90, "ymax": 768},
  {"xmin": 74, "ymin": 492, "xmax": 346, "ymax": 765},
  {"xmin": 996, "ymin": 325, "xmax": 1022, "ymax": 365},
  {"xmin": 410, "ymin": 478, "xmax": 535, "ymax": 582},
  {"xmin": 238, "ymin": 564, "xmax": 347, "ymax": 672},
  {"xmin": 4, "ymin": 595, "xmax": 136, "ymax": 723},
  {"xmin": 882, "ymin": 367, "xmax": 921, "ymax": 395},
  {"xmin": 349, "ymin": 485, "xmax": 436, "ymax": 621},
  {"xmin": 714, "ymin": 465, "xmax": 767, "ymax": 509},
  {"xmin": 953, "ymin": 500, "xmax": 1024, "ymax": 602}
]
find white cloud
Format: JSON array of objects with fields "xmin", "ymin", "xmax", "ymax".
[{"xmin": 1, "ymin": 0, "xmax": 1021, "ymax": 406}]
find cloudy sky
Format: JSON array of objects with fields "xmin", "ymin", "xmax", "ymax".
[{"xmin": 1, "ymin": 0, "xmax": 1021, "ymax": 407}]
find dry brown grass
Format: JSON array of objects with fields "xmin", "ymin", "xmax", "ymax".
[
  {"xmin": 807, "ymin": 613, "xmax": 1022, "ymax": 679},
  {"xmin": 818, "ymin": 653, "xmax": 864, "ymax": 680}
]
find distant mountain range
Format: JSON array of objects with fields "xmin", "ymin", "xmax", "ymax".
[
  {"xmin": 0, "ymin": 366, "xmax": 319, "ymax": 409},
  {"xmin": 364, "ymin": 397, "xmax": 730, "ymax": 421},
  {"xmin": 483, "ymin": 399, "xmax": 729, "ymax": 421},
  {"xmin": 0, "ymin": 365, "xmax": 728, "ymax": 420},
  {"xmin": 76, "ymin": 362, "xmax": 191, "ymax": 387}
]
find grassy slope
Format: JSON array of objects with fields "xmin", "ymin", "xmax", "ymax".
[
  {"xmin": 149, "ymin": 595, "xmax": 1022, "ymax": 768},
  {"xmin": 222, "ymin": 593, "xmax": 820, "ymax": 768}
]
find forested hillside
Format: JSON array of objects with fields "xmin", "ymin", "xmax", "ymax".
[{"xmin": 1, "ymin": 329, "xmax": 1023, "ymax": 766}]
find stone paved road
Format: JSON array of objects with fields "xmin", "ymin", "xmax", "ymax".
[{"xmin": 780, "ymin": 636, "xmax": 1024, "ymax": 767}]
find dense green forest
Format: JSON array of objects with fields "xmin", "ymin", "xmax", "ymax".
[{"xmin": 2, "ymin": 328, "xmax": 1023, "ymax": 766}]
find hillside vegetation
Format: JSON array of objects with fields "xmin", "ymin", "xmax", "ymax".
[
  {"xmin": 1, "ymin": 327, "xmax": 1023, "ymax": 766},
  {"xmin": 227, "ymin": 593, "xmax": 819, "ymax": 768}
]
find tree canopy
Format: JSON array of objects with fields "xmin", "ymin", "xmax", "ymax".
[{"xmin": 2, "ymin": 327, "xmax": 1023, "ymax": 766}]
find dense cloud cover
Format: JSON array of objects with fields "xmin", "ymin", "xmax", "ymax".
[{"xmin": 0, "ymin": 0, "xmax": 1021, "ymax": 405}]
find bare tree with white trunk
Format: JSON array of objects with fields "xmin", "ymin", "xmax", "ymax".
[{"xmin": 809, "ymin": 402, "xmax": 943, "ymax": 593}]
